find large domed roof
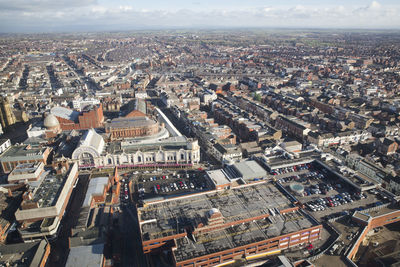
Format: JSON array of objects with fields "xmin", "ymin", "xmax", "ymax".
[{"xmin": 44, "ymin": 114, "xmax": 60, "ymax": 129}]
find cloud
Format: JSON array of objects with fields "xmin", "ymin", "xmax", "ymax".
[
  {"xmin": 0, "ymin": 0, "xmax": 97, "ymax": 11},
  {"xmin": 370, "ymin": 1, "xmax": 382, "ymax": 10},
  {"xmin": 0, "ymin": 1, "xmax": 400, "ymax": 32}
]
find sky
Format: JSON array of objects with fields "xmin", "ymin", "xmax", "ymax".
[{"xmin": 0, "ymin": 0, "xmax": 400, "ymax": 33}]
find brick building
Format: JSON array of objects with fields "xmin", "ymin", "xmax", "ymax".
[
  {"xmin": 347, "ymin": 206, "xmax": 400, "ymax": 263},
  {"xmin": 275, "ymin": 115, "xmax": 311, "ymax": 141},
  {"xmin": 138, "ymin": 182, "xmax": 322, "ymax": 267},
  {"xmin": 105, "ymin": 111, "xmax": 160, "ymax": 140},
  {"xmin": 50, "ymin": 104, "xmax": 104, "ymax": 131},
  {"xmin": 0, "ymin": 145, "xmax": 51, "ymax": 173}
]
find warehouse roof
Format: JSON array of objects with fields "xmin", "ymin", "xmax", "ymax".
[
  {"xmin": 231, "ymin": 160, "xmax": 267, "ymax": 180},
  {"xmin": 83, "ymin": 177, "xmax": 109, "ymax": 207}
]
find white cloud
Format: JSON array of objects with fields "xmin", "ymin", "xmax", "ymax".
[
  {"xmin": 0, "ymin": 1, "xmax": 400, "ymax": 32},
  {"xmin": 370, "ymin": 1, "xmax": 382, "ymax": 10}
]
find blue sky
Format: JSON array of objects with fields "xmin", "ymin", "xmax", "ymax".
[{"xmin": 0, "ymin": 0, "xmax": 399, "ymax": 32}]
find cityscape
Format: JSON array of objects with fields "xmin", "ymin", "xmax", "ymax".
[{"xmin": 0, "ymin": 1, "xmax": 400, "ymax": 267}]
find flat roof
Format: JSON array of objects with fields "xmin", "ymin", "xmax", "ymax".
[
  {"xmin": 9, "ymin": 162, "xmax": 42, "ymax": 175},
  {"xmin": 66, "ymin": 244, "xmax": 104, "ymax": 267},
  {"xmin": 32, "ymin": 173, "xmax": 65, "ymax": 208},
  {"xmin": 139, "ymin": 183, "xmax": 300, "ymax": 242},
  {"xmin": 106, "ymin": 135, "xmax": 189, "ymax": 154},
  {"xmin": 106, "ymin": 116, "xmax": 157, "ymax": 129},
  {"xmin": 83, "ymin": 177, "xmax": 109, "ymax": 207},
  {"xmin": 174, "ymin": 209, "xmax": 315, "ymax": 262},
  {"xmin": 0, "ymin": 240, "xmax": 48, "ymax": 267},
  {"xmin": 232, "ymin": 160, "xmax": 267, "ymax": 180},
  {"xmin": 0, "ymin": 145, "xmax": 46, "ymax": 161},
  {"xmin": 206, "ymin": 169, "xmax": 231, "ymax": 186}
]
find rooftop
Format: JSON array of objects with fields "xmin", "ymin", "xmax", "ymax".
[
  {"xmin": 0, "ymin": 145, "xmax": 47, "ymax": 161},
  {"xmin": 9, "ymin": 162, "xmax": 42, "ymax": 176},
  {"xmin": 83, "ymin": 177, "xmax": 109, "ymax": 207},
  {"xmin": 139, "ymin": 183, "xmax": 298, "ymax": 242},
  {"xmin": 174, "ymin": 209, "xmax": 315, "ymax": 262},
  {"xmin": 51, "ymin": 106, "xmax": 79, "ymax": 122},
  {"xmin": 65, "ymin": 244, "xmax": 104, "ymax": 267},
  {"xmin": 229, "ymin": 160, "xmax": 267, "ymax": 180},
  {"xmin": 206, "ymin": 169, "xmax": 231, "ymax": 186},
  {"xmin": 32, "ymin": 173, "xmax": 65, "ymax": 208},
  {"xmin": 0, "ymin": 240, "xmax": 48, "ymax": 267},
  {"xmin": 106, "ymin": 115, "xmax": 157, "ymax": 129},
  {"xmin": 106, "ymin": 135, "xmax": 189, "ymax": 154}
]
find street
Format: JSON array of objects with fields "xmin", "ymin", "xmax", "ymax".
[{"xmin": 48, "ymin": 174, "xmax": 90, "ymax": 267}]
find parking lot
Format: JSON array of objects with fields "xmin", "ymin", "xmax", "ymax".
[
  {"xmin": 276, "ymin": 163, "xmax": 389, "ymax": 220},
  {"xmin": 133, "ymin": 170, "xmax": 212, "ymax": 200}
]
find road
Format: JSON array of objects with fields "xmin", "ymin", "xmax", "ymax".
[
  {"xmin": 120, "ymin": 203, "xmax": 148, "ymax": 267},
  {"xmin": 120, "ymin": 179, "xmax": 148, "ymax": 267},
  {"xmin": 48, "ymin": 174, "xmax": 90, "ymax": 267}
]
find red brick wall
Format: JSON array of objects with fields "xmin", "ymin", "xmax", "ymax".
[{"xmin": 39, "ymin": 243, "xmax": 51, "ymax": 267}]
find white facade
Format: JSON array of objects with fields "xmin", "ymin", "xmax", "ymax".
[
  {"xmin": 72, "ymin": 129, "xmax": 200, "ymax": 168},
  {"xmin": 27, "ymin": 126, "xmax": 46, "ymax": 138},
  {"xmin": 0, "ymin": 139, "xmax": 11, "ymax": 155},
  {"xmin": 309, "ymin": 130, "xmax": 371, "ymax": 148}
]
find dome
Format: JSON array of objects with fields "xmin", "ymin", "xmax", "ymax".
[
  {"xmin": 208, "ymin": 208, "xmax": 220, "ymax": 217},
  {"xmin": 44, "ymin": 114, "xmax": 60, "ymax": 129}
]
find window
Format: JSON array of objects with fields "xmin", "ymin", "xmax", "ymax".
[
  {"xmin": 108, "ymin": 158, "xmax": 112, "ymax": 165},
  {"xmin": 80, "ymin": 152, "xmax": 94, "ymax": 165},
  {"xmin": 138, "ymin": 156, "xmax": 142, "ymax": 162}
]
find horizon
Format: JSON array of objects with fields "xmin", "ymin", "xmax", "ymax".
[
  {"xmin": 1, "ymin": 0, "xmax": 400, "ymax": 33},
  {"xmin": 2, "ymin": 26, "xmax": 400, "ymax": 36}
]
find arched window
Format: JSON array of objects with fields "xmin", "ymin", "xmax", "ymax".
[{"xmin": 108, "ymin": 158, "xmax": 112, "ymax": 165}]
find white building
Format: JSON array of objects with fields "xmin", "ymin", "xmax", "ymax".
[
  {"xmin": 0, "ymin": 139, "xmax": 11, "ymax": 155},
  {"xmin": 72, "ymin": 98, "xmax": 100, "ymax": 111},
  {"xmin": 308, "ymin": 130, "xmax": 371, "ymax": 148},
  {"xmin": 72, "ymin": 129, "xmax": 200, "ymax": 169}
]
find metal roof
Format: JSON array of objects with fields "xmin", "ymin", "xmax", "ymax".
[
  {"xmin": 83, "ymin": 177, "xmax": 109, "ymax": 207},
  {"xmin": 232, "ymin": 160, "xmax": 267, "ymax": 180},
  {"xmin": 51, "ymin": 106, "xmax": 79, "ymax": 122}
]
